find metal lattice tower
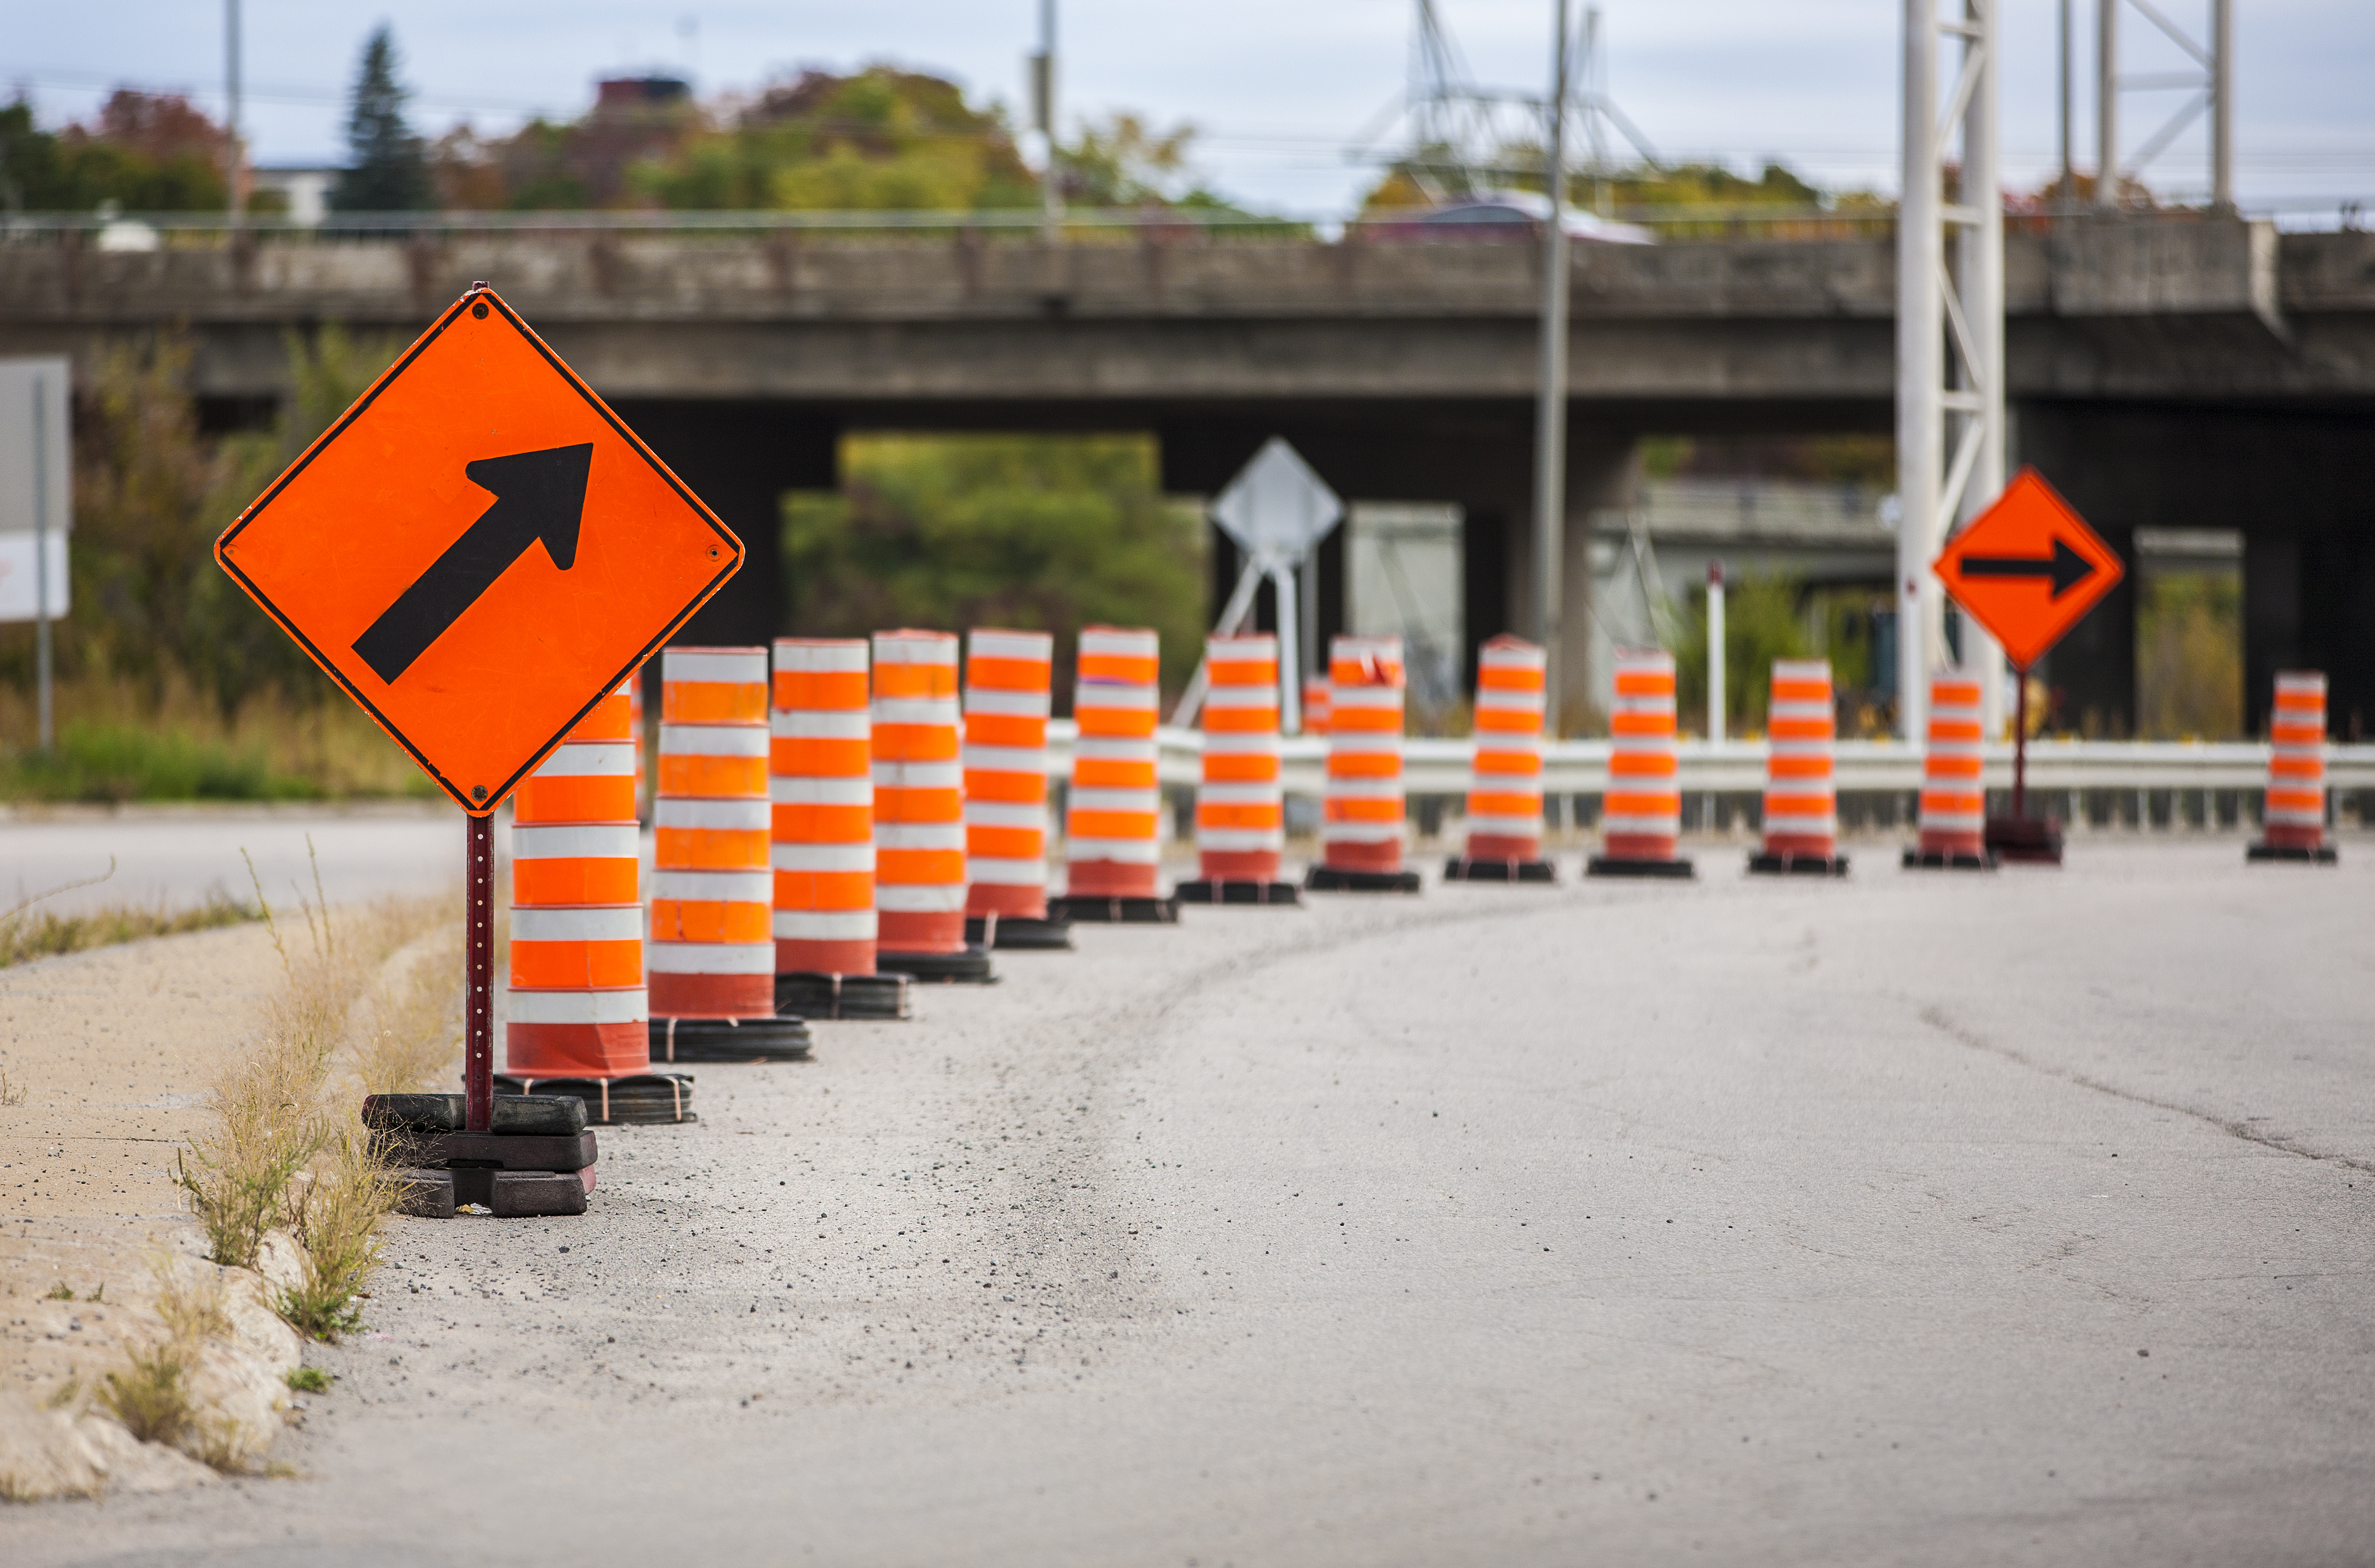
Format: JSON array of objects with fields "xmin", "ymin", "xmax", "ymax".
[{"xmin": 1898, "ymin": 0, "xmax": 2007, "ymax": 742}]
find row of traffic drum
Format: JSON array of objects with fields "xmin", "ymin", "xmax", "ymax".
[{"xmin": 496, "ymin": 629, "xmax": 2341, "ymax": 1125}]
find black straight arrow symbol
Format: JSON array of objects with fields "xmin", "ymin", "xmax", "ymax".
[
  {"xmin": 1957, "ymin": 537, "xmax": 2097, "ymax": 600},
  {"xmin": 352, "ymin": 443, "xmax": 592, "ymax": 684}
]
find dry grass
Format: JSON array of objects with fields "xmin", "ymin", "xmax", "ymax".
[
  {"xmin": 95, "ymin": 1340, "xmax": 196, "ymax": 1449},
  {"xmin": 173, "ymin": 846, "xmax": 459, "ymax": 1339}
]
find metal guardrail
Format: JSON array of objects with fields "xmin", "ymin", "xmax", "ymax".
[{"xmin": 1045, "ymin": 725, "xmax": 2375, "ymax": 799}]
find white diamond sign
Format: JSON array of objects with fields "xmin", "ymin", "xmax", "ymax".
[{"xmin": 1210, "ymin": 438, "xmax": 1342, "ymax": 567}]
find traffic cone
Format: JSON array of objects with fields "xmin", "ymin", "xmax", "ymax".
[
  {"xmin": 499, "ymin": 676, "xmax": 694, "ymax": 1124},
  {"xmin": 1587, "ymin": 647, "xmax": 1694, "ymax": 878},
  {"xmin": 1176, "ymin": 633, "xmax": 1299, "ymax": 905},
  {"xmin": 1053, "ymin": 625, "xmax": 1178, "ymax": 922},
  {"xmin": 873, "ymin": 629, "xmax": 995, "ymax": 982},
  {"xmin": 648, "ymin": 647, "xmax": 815, "ymax": 1058},
  {"xmin": 1902, "ymin": 669, "xmax": 1995, "ymax": 869},
  {"xmin": 1749, "ymin": 658, "xmax": 1849, "ymax": 876},
  {"xmin": 1308, "ymin": 633, "xmax": 1422, "ymax": 892},
  {"xmin": 962, "ymin": 628, "xmax": 1072, "ymax": 949},
  {"xmin": 1445, "ymin": 634, "xmax": 1555, "ymax": 882},
  {"xmin": 769, "ymin": 638, "xmax": 911, "ymax": 1020},
  {"xmin": 2248, "ymin": 670, "xmax": 2339, "ymax": 863}
]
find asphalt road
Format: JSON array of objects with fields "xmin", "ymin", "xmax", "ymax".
[
  {"xmin": 0, "ymin": 805, "xmax": 464, "ymax": 919},
  {"xmin": 9, "ymin": 837, "xmax": 2373, "ymax": 1566}
]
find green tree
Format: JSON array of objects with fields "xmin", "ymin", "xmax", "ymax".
[
  {"xmin": 782, "ymin": 436, "xmax": 1207, "ymax": 702},
  {"xmin": 0, "ymin": 94, "xmax": 228, "ymax": 213},
  {"xmin": 1670, "ymin": 574, "xmax": 1813, "ymax": 737},
  {"xmin": 330, "ymin": 27, "xmax": 433, "ymax": 212}
]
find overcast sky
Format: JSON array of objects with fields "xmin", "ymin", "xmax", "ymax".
[{"xmin": 9, "ymin": 1, "xmax": 2371, "ymax": 219}]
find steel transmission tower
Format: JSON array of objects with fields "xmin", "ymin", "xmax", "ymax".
[{"xmin": 1898, "ymin": 0, "xmax": 2007, "ymax": 743}]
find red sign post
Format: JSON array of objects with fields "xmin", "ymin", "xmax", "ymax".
[
  {"xmin": 217, "ymin": 284, "xmax": 743, "ymax": 1130},
  {"xmin": 1932, "ymin": 466, "xmax": 2124, "ymax": 863}
]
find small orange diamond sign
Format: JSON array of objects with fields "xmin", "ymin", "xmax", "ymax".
[
  {"xmin": 216, "ymin": 286, "xmax": 742, "ymax": 815},
  {"xmin": 1932, "ymin": 467, "xmax": 2123, "ymax": 671}
]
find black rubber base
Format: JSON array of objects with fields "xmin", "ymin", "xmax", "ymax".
[
  {"xmin": 395, "ymin": 1169, "xmax": 456, "ymax": 1219},
  {"xmin": 1901, "ymin": 849, "xmax": 1999, "ymax": 870},
  {"xmin": 776, "ymin": 971, "xmax": 914, "ymax": 1020},
  {"xmin": 1746, "ymin": 852, "xmax": 1851, "ymax": 877},
  {"xmin": 1047, "ymin": 895, "xmax": 1181, "ymax": 924},
  {"xmin": 1304, "ymin": 865, "xmax": 1424, "ymax": 894},
  {"xmin": 495, "ymin": 1073, "xmax": 696, "ymax": 1125},
  {"xmin": 648, "ymin": 1014, "xmax": 814, "ymax": 1063},
  {"xmin": 2247, "ymin": 843, "xmax": 2340, "ymax": 864},
  {"xmin": 364, "ymin": 1093, "xmax": 586, "ymax": 1136},
  {"xmin": 965, "ymin": 913, "xmax": 1076, "ymax": 950},
  {"xmin": 450, "ymin": 1168, "xmax": 588, "ymax": 1218},
  {"xmin": 1442, "ymin": 857, "xmax": 1559, "ymax": 883},
  {"xmin": 1584, "ymin": 857, "xmax": 1696, "ymax": 880},
  {"xmin": 1985, "ymin": 815, "xmax": 2064, "ymax": 865},
  {"xmin": 880, "ymin": 945, "xmax": 999, "ymax": 985},
  {"xmin": 1172, "ymin": 878, "xmax": 1304, "ymax": 906}
]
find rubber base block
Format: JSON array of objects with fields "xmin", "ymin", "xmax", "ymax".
[
  {"xmin": 1584, "ymin": 857, "xmax": 1695, "ymax": 880},
  {"xmin": 1901, "ymin": 849, "xmax": 1999, "ymax": 870},
  {"xmin": 776, "ymin": 972, "xmax": 913, "ymax": 1020},
  {"xmin": 1442, "ymin": 858, "xmax": 1559, "ymax": 883},
  {"xmin": 649, "ymin": 1015, "xmax": 813, "ymax": 1063},
  {"xmin": 1047, "ymin": 895, "xmax": 1180, "ymax": 924},
  {"xmin": 386, "ymin": 1129, "xmax": 598, "ymax": 1173},
  {"xmin": 1304, "ymin": 866, "xmax": 1424, "ymax": 894},
  {"xmin": 966, "ymin": 914, "xmax": 1076, "ymax": 951},
  {"xmin": 363, "ymin": 1093, "xmax": 585, "ymax": 1136},
  {"xmin": 879, "ymin": 945, "xmax": 999, "ymax": 985},
  {"xmin": 1746, "ymin": 852, "xmax": 1851, "ymax": 877},
  {"xmin": 1172, "ymin": 879, "xmax": 1304, "ymax": 906},
  {"xmin": 2247, "ymin": 843, "xmax": 2340, "ymax": 864},
  {"xmin": 449, "ymin": 1167, "xmax": 588, "ymax": 1218},
  {"xmin": 495, "ymin": 1073, "xmax": 696, "ymax": 1126},
  {"xmin": 395, "ymin": 1169, "xmax": 455, "ymax": 1219}
]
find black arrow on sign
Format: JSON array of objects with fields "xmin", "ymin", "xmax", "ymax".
[
  {"xmin": 351, "ymin": 443, "xmax": 592, "ymax": 684},
  {"xmin": 1957, "ymin": 536, "xmax": 2096, "ymax": 600}
]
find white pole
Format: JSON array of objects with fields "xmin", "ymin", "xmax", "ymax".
[
  {"xmin": 1037, "ymin": 0, "xmax": 1061, "ymax": 240},
  {"xmin": 1273, "ymin": 564, "xmax": 1302, "ymax": 736},
  {"xmin": 1897, "ymin": 0, "xmax": 1942, "ymax": 740},
  {"xmin": 2210, "ymin": 0, "xmax": 2233, "ymax": 211},
  {"xmin": 1963, "ymin": 0, "xmax": 2008, "ymax": 740},
  {"xmin": 1706, "ymin": 559, "xmax": 1726, "ymax": 744},
  {"xmin": 1533, "ymin": 0, "xmax": 1572, "ymax": 730},
  {"xmin": 32, "ymin": 369, "xmax": 53, "ymax": 753},
  {"xmin": 225, "ymin": 0, "xmax": 243, "ymax": 221}
]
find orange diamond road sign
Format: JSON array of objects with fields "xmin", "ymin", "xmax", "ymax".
[
  {"xmin": 1932, "ymin": 466, "xmax": 2123, "ymax": 671},
  {"xmin": 216, "ymin": 285, "xmax": 743, "ymax": 815}
]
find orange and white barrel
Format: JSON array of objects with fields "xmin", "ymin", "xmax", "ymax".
[
  {"xmin": 1916, "ymin": 670, "xmax": 1987, "ymax": 860},
  {"xmin": 1066, "ymin": 626, "xmax": 1162, "ymax": 898},
  {"xmin": 1601, "ymin": 648, "xmax": 1681, "ymax": 862},
  {"xmin": 1462, "ymin": 635, "xmax": 1546, "ymax": 862},
  {"xmin": 506, "ymin": 677, "xmax": 648, "ymax": 1077},
  {"xmin": 1302, "ymin": 675, "xmax": 1330, "ymax": 736},
  {"xmin": 630, "ymin": 670, "xmax": 646, "ymax": 817},
  {"xmin": 1197, "ymin": 633, "xmax": 1283, "ymax": 881},
  {"xmin": 770, "ymin": 638, "xmax": 876, "ymax": 977},
  {"xmin": 872, "ymin": 630, "xmax": 967, "ymax": 956},
  {"xmin": 1322, "ymin": 634, "xmax": 1407, "ymax": 874},
  {"xmin": 964, "ymin": 628, "xmax": 1054, "ymax": 919},
  {"xmin": 648, "ymin": 647, "xmax": 775, "ymax": 1018},
  {"xmin": 2263, "ymin": 671, "xmax": 2329, "ymax": 851},
  {"xmin": 1762, "ymin": 658, "xmax": 1838, "ymax": 860}
]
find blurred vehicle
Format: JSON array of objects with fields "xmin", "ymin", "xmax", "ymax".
[{"xmin": 1360, "ymin": 190, "xmax": 1655, "ymax": 245}]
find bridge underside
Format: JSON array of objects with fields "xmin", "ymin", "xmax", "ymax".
[{"xmin": 600, "ymin": 392, "xmax": 2375, "ymax": 738}]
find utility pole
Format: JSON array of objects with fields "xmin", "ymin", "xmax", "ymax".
[
  {"xmin": 32, "ymin": 367, "xmax": 53, "ymax": 752},
  {"xmin": 1533, "ymin": 0, "xmax": 1571, "ymax": 727},
  {"xmin": 1898, "ymin": 0, "xmax": 2006, "ymax": 740},
  {"xmin": 2211, "ymin": 0, "xmax": 2233, "ymax": 211},
  {"xmin": 2095, "ymin": 0, "xmax": 2118, "ymax": 207},
  {"xmin": 224, "ymin": 0, "xmax": 244, "ymax": 221},
  {"xmin": 2058, "ymin": 0, "xmax": 2074, "ymax": 206},
  {"xmin": 1033, "ymin": 0, "xmax": 1060, "ymax": 240}
]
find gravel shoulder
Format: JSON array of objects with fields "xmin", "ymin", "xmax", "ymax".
[{"xmin": 2, "ymin": 840, "xmax": 2371, "ymax": 1565}]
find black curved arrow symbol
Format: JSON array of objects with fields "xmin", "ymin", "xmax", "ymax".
[
  {"xmin": 1958, "ymin": 537, "xmax": 2096, "ymax": 600},
  {"xmin": 352, "ymin": 443, "xmax": 592, "ymax": 684}
]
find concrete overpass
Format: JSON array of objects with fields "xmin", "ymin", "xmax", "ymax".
[{"xmin": 4, "ymin": 215, "xmax": 2372, "ymax": 731}]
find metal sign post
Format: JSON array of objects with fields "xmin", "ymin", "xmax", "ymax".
[
  {"xmin": 1179, "ymin": 438, "xmax": 1344, "ymax": 734},
  {"xmin": 0, "ymin": 360, "xmax": 71, "ymax": 752}
]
